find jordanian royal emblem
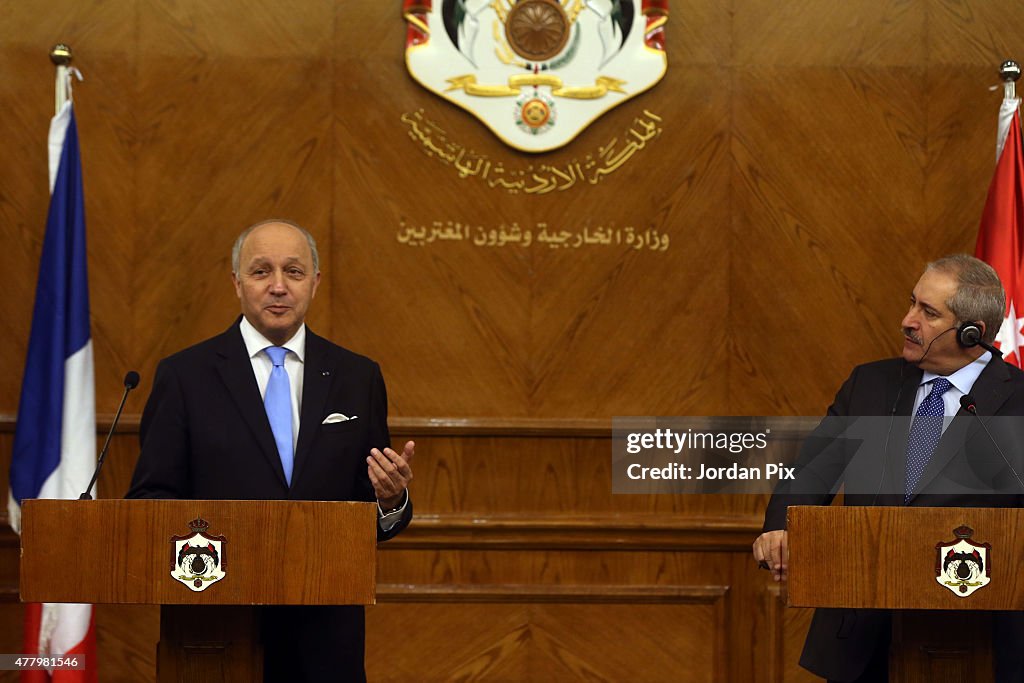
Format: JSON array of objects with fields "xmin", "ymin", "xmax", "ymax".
[
  {"xmin": 171, "ymin": 518, "xmax": 226, "ymax": 592},
  {"xmin": 403, "ymin": 1, "xmax": 669, "ymax": 152},
  {"xmin": 935, "ymin": 525, "xmax": 991, "ymax": 597}
]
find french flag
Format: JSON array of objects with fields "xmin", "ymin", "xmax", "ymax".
[{"xmin": 9, "ymin": 101, "xmax": 98, "ymax": 682}]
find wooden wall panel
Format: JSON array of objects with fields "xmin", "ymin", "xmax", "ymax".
[
  {"xmin": 0, "ymin": 605, "xmax": 29, "ymax": 683},
  {"xmin": 1, "ymin": 0, "xmax": 1016, "ymax": 416},
  {"xmin": 366, "ymin": 586, "xmax": 727, "ymax": 682},
  {"xmin": 763, "ymin": 584, "xmax": 818, "ymax": 683},
  {"xmin": 925, "ymin": 66, "xmax": 997, "ymax": 251},
  {"xmin": 730, "ymin": 65, "xmax": 928, "ymax": 413},
  {"xmin": 333, "ymin": 30, "xmax": 735, "ymax": 417},
  {"xmin": 1, "ymin": 0, "xmax": 138, "ymax": 408},
  {"xmin": 3, "ymin": 1, "xmax": 1023, "ymax": 681},
  {"xmin": 131, "ymin": 0, "xmax": 337, "ymax": 369},
  {"xmin": 733, "ymin": 1, "xmax": 926, "ymax": 66},
  {"xmin": 929, "ymin": 1, "xmax": 1024, "ymax": 65},
  {"xmin": 95, "ymin": 605, "xmax": 159, "ymax": 682}
]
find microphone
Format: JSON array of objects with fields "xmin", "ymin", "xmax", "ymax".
[
  {"xmin": 870, "ymin": 360, "xmax": 909, "ymax": 505},
  {"xmin": 958, "ymin": 324, "xmax": 1002, "ymax": 357},
  {"xmin": 79, "ymin": 371, "xmax": 141, "ymax": 500},
  {"xmin": 959, "ymin": 394, "xmax": 1024, "ymax": 494}
]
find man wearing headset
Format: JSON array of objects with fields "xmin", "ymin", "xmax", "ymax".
[{"xmin": 752, "ymin": 253, "xmax": 1024, "ymax": 683}]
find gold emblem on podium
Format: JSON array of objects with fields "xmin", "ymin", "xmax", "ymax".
[
  {"xmin": 170, "ymin": 518, "xmax": 227, "ymax": 592},
  {"xmin": 935, "ymin": 525, "xmax": 990, "ymax": 597}
]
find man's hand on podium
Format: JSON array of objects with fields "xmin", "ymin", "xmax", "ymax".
[{"xmin": 752, "ymin": 530, "xmax": 788, "ymax": 582}]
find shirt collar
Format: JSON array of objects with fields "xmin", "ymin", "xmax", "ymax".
[
  {"xmin": 921, "ymin": 350, "xmax": 991, "ymax": 395},
  {"xmin": 238, "ymin": 317, "xmax": 306, "ymax": 363}
]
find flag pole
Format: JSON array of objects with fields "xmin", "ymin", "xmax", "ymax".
[
  {"xmin": 993, "ymin": 60, "xmax": 1021, "ymax": 162},
  {"xmin": 1000, "ymin": 59, "xmax": 1020, "ymax": 101},
  {"xmin": 50, "ymin": 43, "xmax": 73, "ymax": 114}
]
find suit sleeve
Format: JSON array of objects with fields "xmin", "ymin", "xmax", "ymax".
[
  {"xmin": 762, "ymin": 366, "xmax": 860, "ymax": 531},
  {"xmin": 367, "ymin": 362, "xmax": 413, "ymax": 541},
  {"xmin": 125, "ymin": 359, "xmax": 192, "ymax": 499}
]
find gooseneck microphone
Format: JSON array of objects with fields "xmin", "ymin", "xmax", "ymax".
[
  {"xmin": 79, "ymin": 371, "xmax": 140, "ymax": 500},
  {"xmin": 871, "ymin": 359, "xmax": 908, "ymax": 506},
  {"xmin": 959, "ymin": 394, "xmax": 1024, "ymax": 494}
]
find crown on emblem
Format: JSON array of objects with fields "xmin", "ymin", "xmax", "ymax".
[
  {"xmin": 953, "ymin": 525, "xmax": 975, "ymax": 539},
  {"xmin": 188, "ymin": 518, "xmax": 210, "ymax": 533}
]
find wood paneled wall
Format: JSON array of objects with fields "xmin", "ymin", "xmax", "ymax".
[{"xmin": 1, "ymin": 1, "xmax": 1020, "ymax": 681}]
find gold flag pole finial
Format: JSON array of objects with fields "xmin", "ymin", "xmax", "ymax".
[
  {"xmin": 1000, "ymin": 59, "xmax": 1020, "ymax": 100},
  {"xmin": 50, "ymin": 43, "xmax": 72, "ymax": 66},
  {"xmin": 49, "ymin": 44, "xmax": 74, "ymax": 114}
]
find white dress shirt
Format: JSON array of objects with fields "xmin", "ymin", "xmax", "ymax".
[
  {"xmin": 914, "ymin": 351, "xmax": 992, "ymax": 432},
  {"xmin": 239, "ymin": 317, "xmax": 305, "ymax": 450}
]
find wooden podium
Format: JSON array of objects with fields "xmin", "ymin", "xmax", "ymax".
[
  {"xmin": 19, "ymin": 499, "xmax": 378, "ymax": 682},
  {"xmin": 788, "ymin": 506, "xmax": 1024, "ymax": 683}
]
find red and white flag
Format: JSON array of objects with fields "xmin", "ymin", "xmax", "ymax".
[{"xmin": 975, "ymin": 95, "xmax": 1024, "ymax": 366}]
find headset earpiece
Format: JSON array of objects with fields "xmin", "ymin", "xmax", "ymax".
[{"xmin": 957, "ymin": 321, "xmax": 985, "ymax": 348}]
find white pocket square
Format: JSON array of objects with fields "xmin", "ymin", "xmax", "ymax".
[{"xmin": 322, "ymin": 413, "xmax": 357, "ymax": 424}]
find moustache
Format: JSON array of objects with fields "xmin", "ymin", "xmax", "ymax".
[{"xmin": 902, "ymin": 328, "xmax": 923, "ymax": 345}]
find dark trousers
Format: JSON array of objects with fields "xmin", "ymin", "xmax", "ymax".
[
  {"xmin": 827, "ymin": 612, "xmax": 1024, "ymax": 683},
  {"xmin": 262, "ymin": 605, "xmax": 366, "ymax": 683},
  {"xmin": 827, "ymin": 639, "xmax": 887, "ymax": 683}
]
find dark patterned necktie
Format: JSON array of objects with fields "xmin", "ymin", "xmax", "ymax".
[{"xmin": 904, "ymin": 378, "xmax": 953, "ymax": 502}]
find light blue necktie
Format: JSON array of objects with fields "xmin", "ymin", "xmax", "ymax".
[
  {"xmin": 904, "ymin": 378, "xmax": 953, "ymax": 502},
  {"xmin": 264, "ymin": 346, "xmax": 294, "ymax": 485}
]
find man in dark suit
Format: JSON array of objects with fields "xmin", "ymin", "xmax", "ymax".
[
  {"xmin": 127, "ymin": 219, "xmax": 413, "ymax": 682},
  {"xmin": 753, "ymin": 254, "xmax": 1024, "ymax": 683}
]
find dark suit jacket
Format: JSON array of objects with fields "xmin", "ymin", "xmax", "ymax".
[
  {"xmin": 127, "ymin": 320, "xmax": 411, "ymax": 681},
  {"xmin": 764, "ymin": 356, "xmax": 1024, "ymax": 682}
]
